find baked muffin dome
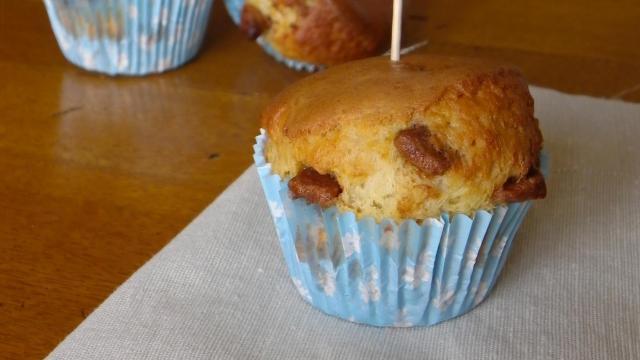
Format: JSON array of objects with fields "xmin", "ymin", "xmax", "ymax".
[
  {"xmin": 262, "ymin": 54, "xmax": 546, "ymax": 221},
  {"xmin": 239, "ymin": 0, "xmax": 391, "ymax": 66}
]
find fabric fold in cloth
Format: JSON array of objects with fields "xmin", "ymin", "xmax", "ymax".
[{"xmin": 47, "ymin": 87, "xmax": 640, "ymax": 360}]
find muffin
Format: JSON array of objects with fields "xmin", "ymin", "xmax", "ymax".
[
  {"xmin": 44, "ymin": 0, "xmax": 214, "ymax": 76},
  {"xmin": 225, "ymin": 0, "xmax": 392, "ymax": 71},
  {"xmin": 254, "ymin": 54, "xmax": 547, "ymax": 327}
]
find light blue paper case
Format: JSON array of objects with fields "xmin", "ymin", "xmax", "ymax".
[
  {"xmin": 254, "ymin": 130, "xmax": 548, "ymax": 327},
  {"xmin": 223, "ymin": 0, "xmax": 321, "ymax": 72},
  {"xmin": 44, "ymin": 0, "xmax": 214, "ymax": 76}
]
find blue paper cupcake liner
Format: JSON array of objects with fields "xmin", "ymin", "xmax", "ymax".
[
  {"xmin": 44, "ymin": 0, "xmax": 214, "ymax": 76},
  {"xmin": 254, "ymin": 129, "xmax": 547, "ymax": 327},
  {"xmin": 223, "ymin": 0, "xmax": 321, "ymax": 72}
]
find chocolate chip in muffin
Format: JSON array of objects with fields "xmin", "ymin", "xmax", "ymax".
[
  {"xmin": 394, "ymin": 125, "xmax": 452, "ymax": 176},
  {"xmin": 240, "ymin": 4, "xmax": 271, "ymax": 40},
  {"xmin": 289, "ymin": 167, "xmax": 342, "ymax": 207},
  {"xmin": 492, "ymin": 167, "xmax": 547, "ymax": 203}
]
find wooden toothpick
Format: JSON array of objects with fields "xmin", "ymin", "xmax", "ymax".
[{"xmin": 390, "ymin": 0, "xmax": 403, "ymax": 62}]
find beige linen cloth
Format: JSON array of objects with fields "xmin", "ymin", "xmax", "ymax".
[{"xmin": 47, "ymin": 87, "xmax": 640, "ymax": 360}]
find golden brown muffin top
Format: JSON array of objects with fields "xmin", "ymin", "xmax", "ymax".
[
  {"xmin": 263, "ymin": 54, "xmax": 524, "ymax": 137},
  {"xmin": 262, "ymin": 54, "xmax": 546, "ymax": 221}
]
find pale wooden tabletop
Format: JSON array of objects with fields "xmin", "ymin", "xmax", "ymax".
[{"xmin": 1, "ymin": 0, "xmax": 639, "ymax": 359}]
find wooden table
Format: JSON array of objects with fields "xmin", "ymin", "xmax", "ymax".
[{"xmin": 1, "ymin": 1, "xmax": 639, "ymax": 358}]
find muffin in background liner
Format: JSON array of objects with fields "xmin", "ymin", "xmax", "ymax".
[
  {"xmin": 44, "ymin": 0, "xmax": 214, "ymax": 76},
  {"xmin": 254, "ymin": 130, "xmax": 548, "ymax": 327},
  {"xmin": 223, "ymin": 0, "xmax": 321, "ymax": 72}
]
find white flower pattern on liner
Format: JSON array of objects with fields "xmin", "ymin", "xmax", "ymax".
[
  {"xmin": 432, "ymin": 280, "xmax": 455, "ymax": 311},
  {"xmin": 117, "ymin": 53, "xmax": 129, "ymax": 71},
  {"xmin": 128, "ymin": 5, "xmax": 138, "ymax": 20},
  {"xmin": 58, "ymin": 34, "xmax": 71, "ymax": 51},
  {"xmin": 404, "ymin": 250, "xmax": 435, "ymax": 288},
  {"xmin": 466, "ymin": 237, "xmax": 486, "ymax": 268},
  {"xmin": 156, "ymin": 57, "xmax": 173, "ymax": 72},
  {"xmin": 419, "ymin": 251, "xmax": 435, "ymax": 268},
  {"xmin": 79, "ymin": 49, "xmax": 95, "ymax": 69},
  {"xmin": 394, "ymin": 308, "xmax": 413, "ymax": 327},
  {"xmin": 402, "ymin": 265, "xmax": 430, "ymax": 289},
  {"xmin": 160, "ymin": 8, "xmax": 170, "ymax": 26},
  {"xmin": 359, "ymin": 266, "xmax": 381, "ymax": 303},
  {"xmin": 465, "ymin": 249, "xmax": 479, "ymax": 269},
  {"xmin": 402, "ymin": 266, "xmax": 415, "ymax": 284},
  {"xmin": 418, "ymin": 251, "xmax": 435, "ymax": 276},
  {"xmin": 292, "ymin": 278, "xmax": 312, "ymax": 302},
  {"xmin": 139, "ymin": 34, "xmax": 156, "ymax": 51},
  {"xmin": 167, "ymin": 34, "xmax": 176, "ymax": 46},
  {"xmin": 491, "ymin": 236, "xmax": 509, "ymax": 257},
  {"xmin": 268, "ymin": 201, "xmax": 284, "ymax": 218},
  {"xmin": 318, "ymin": 271, "xmax": 336, "ymax": 296},
  {"xmin": 342, "ymin": 232, "xmax": 361, "ymax": 257}
]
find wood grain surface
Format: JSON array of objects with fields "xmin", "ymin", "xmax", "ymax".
[{"xmin": 1, "ymin": 0, "xmax": 639, "ymax": 359}]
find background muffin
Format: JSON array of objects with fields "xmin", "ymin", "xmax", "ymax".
[
  {"xmin": 225, "ymin": 0, "xmax": 392, "ymax": 71},
  {"xmin": 44, "ymin": 0, "xmax": 214, "ymax": 75}
]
